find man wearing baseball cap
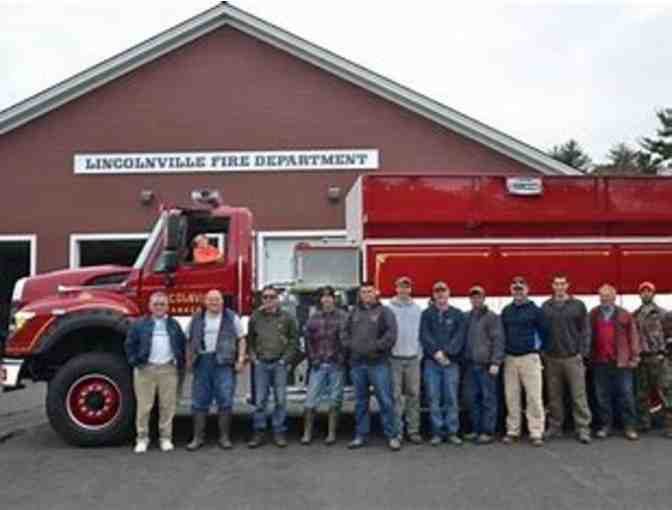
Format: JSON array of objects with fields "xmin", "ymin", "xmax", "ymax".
[
  {"xmin": 501, "ymin": 277, "xmax": 548, "ymax": 446},
  {"xmin": 462, "ymin": 285, "xmax": 504, "ymax": 444},
  {"xmin": 420, "ymin": 281, "xmax": 467, "ymax": 446},
  {"xmin": 633, "ymin": 281, "xmax": 672, "ymax": 436},
  {"xmin": 388, "ymin": 276, "xmax": 423, "ymax": 444}
]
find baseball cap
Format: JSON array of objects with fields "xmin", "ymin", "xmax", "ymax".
[
  {"xmin": 395, "ymin": 276, "xmax": 413, "ymax": 287},
  {"xmin": 638, "ymin": 281, "xmax": 656, "ymax": 293},
  {"xmin": 469, "ymin": 285, "xmax": 486, "ymax": 296}
]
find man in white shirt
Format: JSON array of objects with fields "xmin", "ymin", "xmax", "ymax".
[
  {"xmin": 125, "ymin": 291, "xmax": 187, "ymax": 453},
  {"xmin": 186, "ymin": 289, "xmax": 246, "ymax": 450}
]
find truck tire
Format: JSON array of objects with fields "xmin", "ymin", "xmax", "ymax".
[{"xmin": 46, "ymin": 352, "xmax": 135, "ymax": 447}]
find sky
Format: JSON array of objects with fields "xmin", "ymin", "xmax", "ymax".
[{"xmin": 1, "ymin": 1, "xmax": 671, "ymax": 165}]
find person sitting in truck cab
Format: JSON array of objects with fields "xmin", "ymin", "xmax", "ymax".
[{"xmin": 192, "ymin": 234, "xmax": 223, "ymax": 264}]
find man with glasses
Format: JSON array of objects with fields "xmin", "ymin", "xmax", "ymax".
[
  {"xmin": 420, "ymin": 281, "xmax": 467, "ymax": 446},
  {"xmin": 501, "ymin": 277, "xmax": 548, "ymax": 446},
  {"xmin": 125, "ymin": 291, "xmax": 187, "ymax": 453},
  {"xmin": 343, "ymin": 281, "xmax": 400, "ymax": 451},
  {"xmin": 541, "ymin": 274, "xmax": 592, "ymax": 444},
  {"xmin": 247, "ymin": 285, "xmax": 298, "ymax": 448}
]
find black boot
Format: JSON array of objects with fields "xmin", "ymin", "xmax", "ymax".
[
  {"xmin": 186, "ymin": 412, "xmax": 207, "ymax": 451},
  {"xmin": 325, "ymin": 408, "xmax": 339, "ymax": 445},
  {"xmin": 301, "ymin": 409, "xmax": 314, "ymax": 445},
  {"xmin": 218, "ymin": 410, "xmax": 233, "ymax": 450}
]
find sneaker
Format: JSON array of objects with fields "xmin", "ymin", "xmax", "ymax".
[
  {"xmin": 388, "ymin": 438, "xmax": 402, "ymax": 451},
  {"xmin": 462, "ymin": 432, "xmax": 478, "ymax": 442},
  {"xmin": 159, "ymin": 439, "xmax": 174, "ymax": 452},
  {"xmin": 347, "ymin": 437, "xmax": 366, "ymax": 449},
  {"xmin": 408, "ymin": 433, "xmax": 423, "ymax": 444},
  {"xmin": 429, "ymin": 435, "xmax": 443, "ymax": 446},
  {"xmin": 447, "ymin": 434, "xmax": 463, "ymax": 446},
  {"xmin": 476, "ymin": 434, "xmax": 495, "ymax": 445},
  {"xmin": 530, "ymin": 437, "xmax": 544, "ymax": 447},
  {"xmin": 502, "ymin": 434, "xmax": 519, "ymax": 445},
  {"xmin": 663, "ymin": 429, "xmax": 672, "ymax": 439},
  {"xmin": 595, "ymin": 428, "xmax": 610, "ymax": 439},
  {"xmin": 134, "ymin": 439, "xmax": 149, "ymax": 454},
  {"xmin": 624, "ymin": 428, "xmax": 639, "ymax": 441},
  {"xmin": 578, "ymin": 431, "xmax": 592, "ymax": 444}
]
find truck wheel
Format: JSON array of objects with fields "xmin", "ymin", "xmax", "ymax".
[{"xmin": 46, "ymin": 352, "xmax": 135, "ymax": 446}]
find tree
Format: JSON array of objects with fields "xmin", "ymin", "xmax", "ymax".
[
  {"xmin": 548, "ymin": 139, "xmax": 592, "ymax": 172},
  {"xmin": 640, "ymin": 108, "xmax": 672, "ymax": 170},
  {"xmin": 592, "ymin": 142, "xmax": 660, "ymax": 175}
]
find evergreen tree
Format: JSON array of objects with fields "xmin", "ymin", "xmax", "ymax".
[
  {"xmin": 640, "ymin": 108, "xmax": 672, "ymax": 170},
  {"xmin": 548, "ymin": 139, "xmax": 592, "ymax": 172}
]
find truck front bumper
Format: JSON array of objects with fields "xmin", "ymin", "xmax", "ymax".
[{"xmin": 0, "ymin": 358, "xmax": 24, "ymax": 389}]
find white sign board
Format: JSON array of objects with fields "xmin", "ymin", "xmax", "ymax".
[{"xmin": 74, "ymin": 149, "xmax": 379, "ymax": 175}]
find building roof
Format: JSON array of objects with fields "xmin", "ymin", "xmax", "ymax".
[{"xmin": 0, "ymin": 2, "xmax": 580, "ymax": 176}]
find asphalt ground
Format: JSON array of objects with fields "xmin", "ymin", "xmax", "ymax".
[{"xmin": 2, "ymin": 408, "xmax": 672, "ymax": 510}]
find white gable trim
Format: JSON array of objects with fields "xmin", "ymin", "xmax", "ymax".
[{"xmin": 0, "ymin": 3, "xmax": 579, "ymax": 176}]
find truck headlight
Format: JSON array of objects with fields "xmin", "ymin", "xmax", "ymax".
[{"xmin": 10, "ymin": 311, "xmax": 36, "ymax": 334}]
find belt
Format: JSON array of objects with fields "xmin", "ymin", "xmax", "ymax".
[
  {"xmin": 260, "ymin": 356, "xmax": 282, "ymax": 363},
  {"xmin": 392, "ymin": 355, "xmax": 419, "ymax": 361}
]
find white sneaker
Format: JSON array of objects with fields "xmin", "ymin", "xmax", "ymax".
[
  {"xmin": 134, "ymin": 439, "xmax": 149, "ymax": 454},
  {"xmin": 159, "ymin": 439, "xmax": 174, "ymax": 452}
]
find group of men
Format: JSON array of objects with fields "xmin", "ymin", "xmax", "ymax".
[{"xmin": 124, "ymin": 274, "xmax": 672, "ymax": 453}]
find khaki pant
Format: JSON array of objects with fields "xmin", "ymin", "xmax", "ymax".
[
  {"xmin": 504, "ymin": 353, "xmax": 545, "ymax": 439},
  {"xmin": 133, "ymin": 363, "xmax": 178, "ymax": 441},
  {"xmin": 544, "ymin": 355, "xmax": 591, "ymax": 434},
  {"xmin": 391, "ymin": 357, "xmax": 421, "ymax": 436}
]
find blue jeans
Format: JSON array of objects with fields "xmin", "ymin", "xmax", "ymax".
[
  {"xmin": 304, "ymin": 362, "xmax": 345, "ymax": 411},
  {"xmin": 592, "ymin": 362, "xmax": 637, "ymax": 429},
  {"xmin": 350, "ymin": 361, "xmax": 398, "ymax": 440},
  {"xmin": 253, "ymin": 360, "xmax": 288, "ymax": 433},
  {"xmin": 191, "ymin": 353, "xmax": 236, "ymax": 413},
  {"xmin": 464, "ymin": 363, "xmax": 498, "ymax": 435},
  {"xmin": 424, "ymin": 359, "xmax": 461, "ymax": 437}
]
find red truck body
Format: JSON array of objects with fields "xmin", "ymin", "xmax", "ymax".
[{"xmin": 347, "ymin": 174, "xmax": 672, "ymax": 298}]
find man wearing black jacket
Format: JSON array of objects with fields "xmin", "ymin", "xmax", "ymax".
[{"xmin": 343, "ymin": 282, "xmax": 400, "ymax": 451}]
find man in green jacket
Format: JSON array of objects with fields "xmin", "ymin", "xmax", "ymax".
[{"xmin": 247, "ymin": 285, "xmax": 298, "ymax": 448}]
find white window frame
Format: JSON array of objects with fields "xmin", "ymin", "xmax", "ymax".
[
  {"xmin": 70, "ymin": 232, "xmax": 225, "ymax": 269},
  {"xmin": 0, "ymin": 234, "xmax": 37, "ymax": 276},
  {"xmin": 255, "ymin": 229, "xmax": 347, "ymax": 287}
]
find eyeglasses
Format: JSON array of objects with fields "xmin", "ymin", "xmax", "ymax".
[
  {"xmin": 152, "ymin": 302, "xmax": 169, "ymax": 307},
  {"xmin": 262, "ymin": 294, "xmax": 277, "ymax": 300}
]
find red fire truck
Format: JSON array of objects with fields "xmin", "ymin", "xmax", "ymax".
[{"xmin": 2, "ymin": 175, "xmax": 672, "ymax": 446}]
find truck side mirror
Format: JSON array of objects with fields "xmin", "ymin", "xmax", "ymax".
[
  {"xmin": 165, "ymin": 214, "xmax": 186, "ymax": 251},
  {"xmin": 154, "ymin": 250, "xmax": 178, "ymax": 274}
]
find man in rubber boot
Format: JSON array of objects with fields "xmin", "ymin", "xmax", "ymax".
[
  {"xmin": 633, "ymin": 281, "xmax": 672, "ymax": 437},
  {"xmin": 247, "ymin": 285, "xmax": 298, "ymax": 448},
  {"xmin": 186, "ymin": 289, "xmax": 246, "ymax": 451},
  {"xmin": 301, "ymin": 286, "xmax": 348, "ymax": 445}
]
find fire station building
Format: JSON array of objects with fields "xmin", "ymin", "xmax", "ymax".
[{"xmin": 0, "ymin": 3, "xmax": 577, "ymax": 327}]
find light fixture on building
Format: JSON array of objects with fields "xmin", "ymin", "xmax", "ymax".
[
  {"xmin": 327, "ymin": 185, "xmax": 341, "ymax": 202},
  {"xmin": 140, "ymin": 189, "xmax": 154, "ymax": 205}
]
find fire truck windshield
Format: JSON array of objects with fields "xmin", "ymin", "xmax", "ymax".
[{"xmin": 132, "ymin": 212, "xmax": 166, "ymax": 270}]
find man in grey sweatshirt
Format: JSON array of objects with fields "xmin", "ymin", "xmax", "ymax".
[{"xmin": 388, "ymin": 276, "xmax": 423, "ymax": 444}]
